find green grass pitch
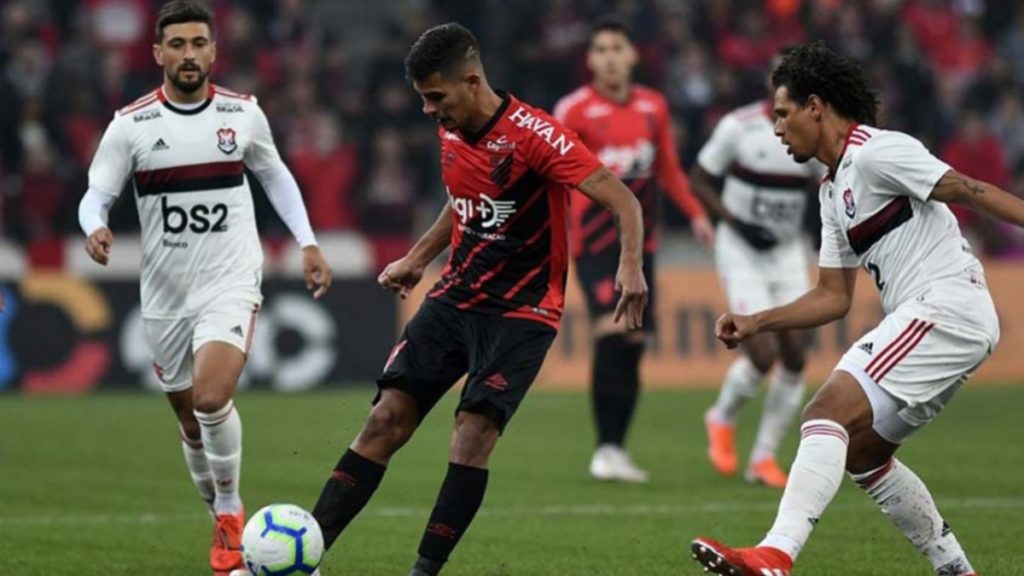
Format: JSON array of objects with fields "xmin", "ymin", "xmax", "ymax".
[{"xmin": 2, "ymin": 386, "xmax": 1023, "ymax": 575}]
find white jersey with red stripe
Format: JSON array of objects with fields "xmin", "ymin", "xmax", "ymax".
[
  {"xmin": 697, "ymin": 100, "xmax": 820, "ymax": 242},
  {"xmin": 88, "ymin": 85, "xmax": 278, "ymax": 318},
  {"xmin": 818, "ymin": 124, "xmax": 982, "ymax": 314}
]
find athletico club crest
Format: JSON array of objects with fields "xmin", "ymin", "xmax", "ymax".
[
  {"xmin": 217, "ymin": 127, "xmax": 237, "ymax": 154},
  {"xmin": 843, "ymin": 188, "xmax": 856, "ymax": 218}
]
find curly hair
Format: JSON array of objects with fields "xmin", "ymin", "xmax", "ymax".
[
  {"xmin": 155, "ymin": 1, "xmax": 214, "ymax": 41},
  {"xmin": 404, "ymin": 23, "xmax": 480, "ymax": 83},
  {"xmin": 771, "ymin": 41, "xmax": 879, "ymax": 125}
]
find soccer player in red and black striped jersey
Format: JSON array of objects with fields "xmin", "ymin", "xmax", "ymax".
[
  {"xmin": 311, "ymin": 23, "xmax": 648, "ymax": 576},
  {"xmin": 552, "ymin": 19, "xmax": 714, "ymax": 483}
]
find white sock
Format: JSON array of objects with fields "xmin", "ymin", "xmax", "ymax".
[
  {"xmin": 759, "ymin": 419, "xmax": 848, "ymax": 561},
  {"xmin": 750, "ymin": 368, "xmax": 805, "ymax": 463},
  {"xmin": 179, "ymin": 426, "xmax": 215, "ymax": 511},
  {"xmin": 195, "ymin": 400, "xmax": 243, "ymax": 515},
  {"xmin": 711, "ymin": 356, "xmax": 765, "ymax": 424},
  {"xmin": 851, "ymin": 459, "xmax": 974, "ymax": 575}
]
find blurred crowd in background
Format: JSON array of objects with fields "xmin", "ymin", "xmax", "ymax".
[{"xmin": 2, "ymin": 0, "xmax": 1024, "ymax": 270}]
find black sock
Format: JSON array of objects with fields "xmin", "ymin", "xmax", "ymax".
[
  {"xmin": 312, "ymin": 449, "xmax": 386, "ymax": 550},
  {"xmin": 592, "ymin": 334, "xmax": 644, "ymax": 447},
  {"xmin": 415, "ymin": 463, "xmax": 489, "ymax": 570}
]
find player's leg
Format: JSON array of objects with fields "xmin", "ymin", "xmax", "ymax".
[
  {"xmin": 705, "ymin": 334, "xmax": 774, "ymax": 477},
  {"xmin": 578, "ymin": 252, "xmax": 650, "ymax": 482},
  {"xmin": 745, "ymin": 329, "xmax": 806, "ymax": 488},
  {"xmin": 313, "ymin": 299, "xmax": 468, "ymax": 553},
  {"xmin": 706, "ymin": 268, "xmax": 776, "ymax": 479},
  {"xmin": 312, "ymin": 388, "xmax": 422, "ymax": 551},
  {"xmin": 167, "ymin": 388, "xmax": 215, "ymax": 513},
  {"xmin": 190, "ymin": 295, "xmax": 260, "ymax": 574},
  {"xmin": 839, "ymin": 332, "xmax": 989, "ymax": 575},
  {"xmin": 192, "ymin": 341, "xmax": 247, "ymax": 515},
  {"xmin": 409, "ymin": 315, "xmax": 556, "ymax": 575},
  {"xmin": 846, "ymin": 424, "xmax": 976, "ymax": 575},
  {"xmin": 410, "ymin": 407, "xmax": 501, "ymax": 576},
  {"xmin": 147, "ymin": 317, "xmax": 215, "ymax": 512},
  {"xmin": 693, "ymin": 368, "xmax": 870, "ymax": 574}
]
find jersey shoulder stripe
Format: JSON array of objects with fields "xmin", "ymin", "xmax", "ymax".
[
  {"xmin": 213, "ymin": 84, "xmax": 254, "ymax": 101},
  {"xmin": 733, "ymin": 100, "xmax": 771, "ymax": 124},
  {"xmin": 848, "ymin": 127, "xmax": 873, "ymax": 146},
  {"xmin": 552, "ymin": 85, "xmax": 591, "ymax": 122},
  {"xmin": 117, "ymin": 91, "xmax": 160, "ymax": 116}
]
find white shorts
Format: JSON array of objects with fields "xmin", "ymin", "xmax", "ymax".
[
  {"xmin": 144, "ymin": 288, "xmax": 262, "ymax": 393},
  {"xmin": 837, "ymin": 269, "xmax": 999, "ymax": 443},
  {"xmin": 715, "ymin": 225, "xmax": 810, "ymax": 315}
]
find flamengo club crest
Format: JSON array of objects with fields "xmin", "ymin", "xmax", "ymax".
[
  {"xmin": 217, "ymin": 127, "xmax": 237, "ymax": 154},
  {"xmin": 843, "ymin": 188, "xmax": 856, "ymax": 218}
]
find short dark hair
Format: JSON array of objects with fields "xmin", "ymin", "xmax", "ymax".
[
  {"xmin": 404, "ymin": 23, "xmax": 481, "ymax": 83},
  {"xmin": 771, "ymin": 41, "xmax": 879, "ymax": 125},
  {"xmin": 589, "ymin": 17, "xmax": 632, "ymax": 46},
  {"xmin": 155, "ymin": 1, "xmax": 214, "ymax": 42}
]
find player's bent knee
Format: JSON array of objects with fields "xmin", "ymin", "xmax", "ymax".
[
  {"xmin": 450, "ymin": 410, "xmax": 501, "ymax": 467},
  {"xmin": 179, "ymin": 417, "xmax": 202, "ymax": 441},
  {"xmin": 845, "ymin": 428, "xmax": 898, "ymax": 474},
  {"xmin": 191, "ymin": 387, "xmax": 233, "ymax": 415},
  {"xmin": 359, "ymin": 401, "xmax": 418, "ymax": 452}
]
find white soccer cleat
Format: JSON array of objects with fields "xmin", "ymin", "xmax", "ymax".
[{"xmin": 588, "ymin": 445, "xmax": 649, "ymax": 483}]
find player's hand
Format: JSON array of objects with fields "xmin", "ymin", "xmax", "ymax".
[
  {"xmin": 613, "ymin": 257, "xmax": 649, "ymax": 330},
  {"xmin": 692, "ymin": 215, "xmax": 715, "ymax": 251},
  {"xmin": 378, "ymin": 256, "xmax": 425, "ymax": 299},
  {"xmin": 731, "ymin": 219, "xmax": 777, "ymax": 251},
  {"xmin": 302, "ymin": 245, "xmax": 332, "ymax": 300},
  {"xmin": 0, "ymin": 290, "xmax": 5, "ymax": 313},
  {"xmin": 716, "ymin": 312, "xmax": 759, "ymax": 349},
  {"xmin": 85, "ymin": 227, "xmax": 114, "ymax": 266}
]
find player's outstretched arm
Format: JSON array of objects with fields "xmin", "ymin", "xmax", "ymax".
[
  {"xmin": 716, "ymin": 266, "xmax": 857, "ymax": 348},
  {"xmin": 931, "ymin": 169, "xmax": 1024, "ymax": 227},
  {"xmin": 378, "ymin": 204, "xmax": 453, "ymax": 299},
  {"xmin": 578, "ymin": 166, "xmax": 649, "ymax": 330},
  {"xmin": 653, "ymin": 129, "xmax": 714, "ymax": 249}
]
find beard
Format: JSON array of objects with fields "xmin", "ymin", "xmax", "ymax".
[{"xmin": 168, "ymin": 65, "xmax": 208, "ymax": 94}]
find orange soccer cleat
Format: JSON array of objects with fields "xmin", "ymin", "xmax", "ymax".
[
  {"xmin": 745, "ymin": 457, "xmax": 789, "ymax": 489},
  {"xmin": 690, "ymin": 537, "xmax": 793, "ymax": 576},
  {"xmin": 210, "ymin": 511, "xmax": 245, "ymax": 574},
  {"xmin": 705, "ymin": 410, "xmax": 738, "ymax": 476}
]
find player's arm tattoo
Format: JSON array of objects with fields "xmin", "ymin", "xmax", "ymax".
[
  {"xmin": 933, "ymin": 171, "xmax": 986, "ymax": 203},
  {"xmin": 579, "ymin": 168, "xmax": 614, "ymax": 196}
]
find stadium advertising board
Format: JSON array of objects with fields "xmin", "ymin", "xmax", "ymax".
[
  {"xmin": 401, "ymin": 263, "xmax": 1023, "ymax": 389},
  {"xmin": 0, "ymin": 274, "xmax": 395, "ymax": 393}
]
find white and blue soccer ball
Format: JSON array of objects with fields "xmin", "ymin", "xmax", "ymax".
[{"xmin": 241, "ymin": 504, "xmax": 323, "ymax": 575}]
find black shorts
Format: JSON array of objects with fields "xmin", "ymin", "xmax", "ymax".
[
  {"xmin": 376, "ymin": 298, "xmax": 557, "ymax": 432},
  {"xmin": 574, "ymin": 251, "xmax": 655, "ymax": 332}
]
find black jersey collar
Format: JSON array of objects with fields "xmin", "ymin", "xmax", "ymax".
[
  {"xmin": 459, "ymin": 90, "xmax": 511, "ymax": 146},
  {"xmin": 158, "ymin": 84, "xmax": 215, "ymax": 115}
]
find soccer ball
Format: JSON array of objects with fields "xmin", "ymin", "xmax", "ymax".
[{"xmin": 241, "ymin": 504, "xmax": 323, "ymax": 575}]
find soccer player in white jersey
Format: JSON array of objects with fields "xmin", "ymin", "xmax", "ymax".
[
  {"xmin": 78, "ymin": 3, "xmax": 331, "ymax": 574},
  {"xmin": 691, "ymin": 42, "xmax": 1024, "ymax": 576},
  {"xmin": 692, "ymin": 49, "xmax": 821, "ymax": 489}
]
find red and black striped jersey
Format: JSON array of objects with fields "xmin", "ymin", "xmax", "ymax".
[
  {"xmin": 428, "ymin": 91, "xmax": 602, "ymax": 329},
  {"xmin": 554, "ymin": 84, "xmax": 705, "ymax": 258}
]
